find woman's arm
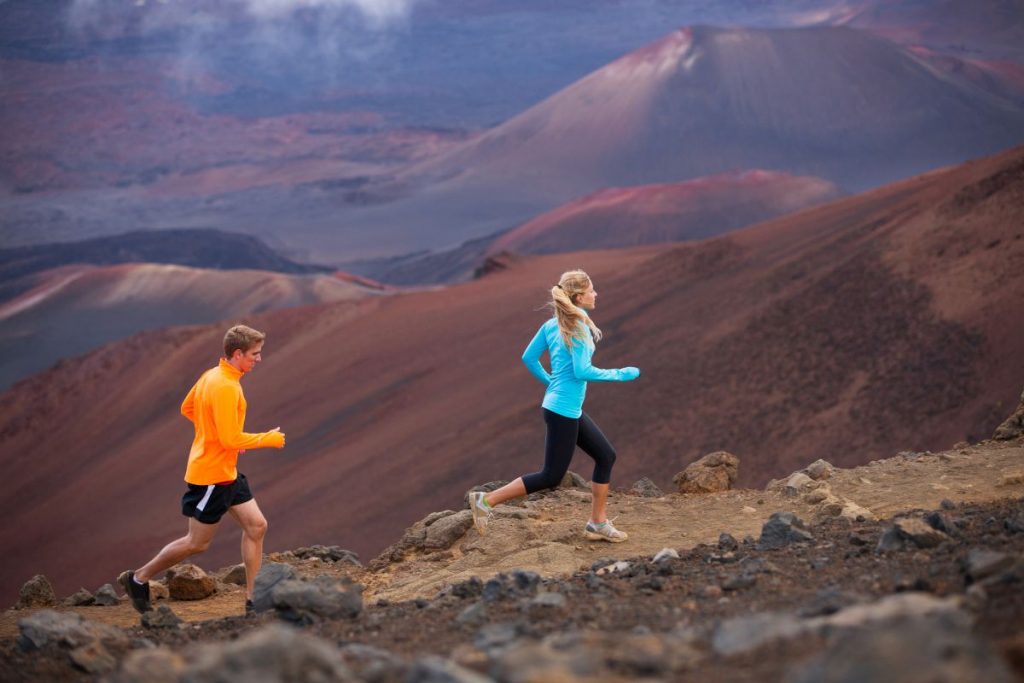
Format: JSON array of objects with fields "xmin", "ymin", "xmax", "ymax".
[
  {"xmin": 570, "ymin": 335, "xmax": 639, "ymax": 382},
  {"xmin": 522, "ymin": 326, "xmax": 552, "ymax": 385}
]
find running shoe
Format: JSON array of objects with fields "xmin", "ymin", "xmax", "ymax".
[
  {"xmin": 469, "ymin": 491, "xmax": 492, "ymax": 535},
  {"xmin": 117, "ymin": 570, "xmax": 153, "ymax": 613},
  {"xmin": 584, "ymin": 519, "xmax": 628, "ymax": 543}
]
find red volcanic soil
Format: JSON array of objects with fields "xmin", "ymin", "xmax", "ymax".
[
  {"xmin": 1, "ymin": 146, "xmax": 1023, "ymax": 603},
  {"xmin": 488, "ymin": 171, "xmax": 839, "ymax": 255},
  {"xmin": 0, "ymin": 262, "xmax": 379, "ymax": 390}
]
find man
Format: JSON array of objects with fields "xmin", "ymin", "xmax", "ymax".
[{"xmin": 119, "ymin": 324, "xmax": 286, "ymax": 615}]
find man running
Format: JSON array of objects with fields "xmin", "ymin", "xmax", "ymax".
[{"xmin": 119, "ymin": 324, "xmax": 286, "ymax": 615}]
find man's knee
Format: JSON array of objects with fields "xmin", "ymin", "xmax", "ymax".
[
  {"xmin": 247, "ymin": 516, "xmax": 268, "ymax": 540},
  {"xmin": 186, "ymin": 538, "xmax": 212, "ymax": 554}
]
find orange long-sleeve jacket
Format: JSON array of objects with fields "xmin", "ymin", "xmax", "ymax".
[{"xmin": 180, "ymin": 359, "xmax": 284, "ymax": 485}]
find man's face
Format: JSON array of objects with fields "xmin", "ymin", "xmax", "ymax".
[{"xmin": 233, "ymin": 342, "xmax": 263, "ymax": 373}]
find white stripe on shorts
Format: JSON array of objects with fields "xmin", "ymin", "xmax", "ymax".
[{"xmin": 195, "ymin": 485, "xmax": 216, "ymax": 512}]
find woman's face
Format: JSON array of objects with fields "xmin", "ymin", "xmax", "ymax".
[{"xmin": 575, "ymin": 282, "xmax": 597, "ymax": 309}]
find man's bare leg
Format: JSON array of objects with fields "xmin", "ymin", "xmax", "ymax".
[
  {"xmin": 135, "ymin": 517, "xmax": 220, "ymax": 583},
  {"xmin": 228, "ymin": 499, "xmax": 268, "ymax": 601}
]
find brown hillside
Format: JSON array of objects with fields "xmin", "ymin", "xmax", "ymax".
[{"xmin": 0, "ymin": 145, "xmax": 1022, "ymax": 604}]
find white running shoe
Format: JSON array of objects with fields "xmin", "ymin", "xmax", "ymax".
[
  {"xmin": 469, "ymin": 491, "xmax": 492, "ymax": 535},
  {"xmin": 584, "ymin": 519, "xmax": 628, "ymax": 543}
]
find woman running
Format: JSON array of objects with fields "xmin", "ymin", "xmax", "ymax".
[{"xmin": 470, "ymin": 269, "xmax": 640, "ymax": 542}]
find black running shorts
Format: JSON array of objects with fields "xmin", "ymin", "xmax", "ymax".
[{"xmin": 181, "ymin": 473, "xmax": 254, "ymax": 524}]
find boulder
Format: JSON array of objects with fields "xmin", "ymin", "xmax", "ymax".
[
  {"xmin": 757, "ymin": 512, "xmax": 814, "ymax": 550},
  {"xmin": 423, "ymin": 511, "xmax": 474, "ymax": 550},
  {"xmin": 783, "ymin": 472, "xmax": 813, "ymax": 497},
  {"xmin": 185, "ymin": 624, "xmax": 356, "ymax": 682},
  {"xmin": 18, "ymin": 609, "xmax": 127, "ymax": 674},
  {"xmin": 805, "ymin": 459, "xmax": 835, "ymax": 480},
  {"xmin": 993, "ymin": 387, "xmax": 1024, "ymax": 440},
  {"xmin": 673, "ymin": 451, "xmax": 739, "ymax": 494},
  {"xmin": 293, "ymin": 546, "xmax": 362, "ymax": 566},
  {"xmin": 787, "ymin": 613, "xmax": 1014, "ymax": 683},
  {"xmin": 271, "ymin": 576, "xmax": 363, "ymax": 623},
  {"xmin": 629, "ymin": 477, "xmax": 664, "ymax": 497},
  {"xmin": 252, "ymin": 562, "xmax": 299, "ymax": 613},
  {"xmin": 16, "ymin": 575, "xmax": 57, "ymax": 609},
  {"xmin": 167, "ymin": 564, "xmax": 216, "ymax": 601}
]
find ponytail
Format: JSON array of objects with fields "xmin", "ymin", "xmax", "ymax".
[{"xmin": 548, "ymin": 271, "xmax": 602, "ymax": 349}]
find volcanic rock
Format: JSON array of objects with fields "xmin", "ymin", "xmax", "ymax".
[
  {"xmin": 673, "ymin": 451, "xmax": 739, "ymax": 494},
  {"xmin": 252, "ymin": 562, "xmax": 299, "ymax": 613},
  {"xmin": 757, "ymin": 512, "xmax": 814, "ymax": 550},
  {"xmin": 167, "ymin": 564, "xmax": 216, "ymax": 601},
  {"xmin": 62, "ymin": 588, "xmax": 94, "ymax": 607},
  {"xmin": 993, "ymin": 387, "xmax": 1024, "ymax": 440},
  {"xmin": 92, "ymin": 584, "xmax": 119, "ymax": 606},
  {"xmin": 141, "ymin": 605, "xmax": 183, "ymax": 630},
  {"xmin": 16, "ymin": 575, "xmax": 57, "ymax": 609},
  {"xmin": 629, "ymin": 477, "xmax": 664, "ymax": 497},
  {"xmin": 271, "ymin": 576, "xmax": 364, "ymax": 623}
]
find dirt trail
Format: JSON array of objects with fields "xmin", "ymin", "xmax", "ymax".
[{"xmin": 2, "ymin": 440, "xmax": 1022, "ymax": 638}]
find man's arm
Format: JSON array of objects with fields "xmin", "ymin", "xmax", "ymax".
[
  {"xmin": 210, "ymin": 384, "xmax": 285, "ymax": 450},
  {"xmin": 180, "ymin": 383, "xmax": 197, "ymax": 423}
]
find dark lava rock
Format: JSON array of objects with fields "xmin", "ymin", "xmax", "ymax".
[
  {"xmin": 272, "ymin": 576, "xmax": 363, "ymax": 623},
  {"xmin": 786, "ymin": 614, "xmax": 1015, "ymax": 683},
  {"xmin": 757, "ymin": 512, "xmax": 814, "ymax": 550},
  {"xmin": 718, "ymin": 533, "xmax": 739, "ymax": 551},
  {"xmin": 141, "ymin": 605, "xmax": 183, "ymax": 630},
  {"xmin": 251, "ymin": 562, "xmax": 298, "ymax": 613}
]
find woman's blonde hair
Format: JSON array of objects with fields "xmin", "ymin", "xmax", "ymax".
[{"xmin": 549, "ymin": 270, "xmax": 602, "ymax": 349}]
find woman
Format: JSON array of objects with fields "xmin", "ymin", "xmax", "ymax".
[{"xmin": 470, "ymin": 270, "xmax": 640, "ymax": 542}]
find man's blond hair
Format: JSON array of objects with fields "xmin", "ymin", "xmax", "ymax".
[{"xmin": 223, "ymin": 325, "xmax": 266, "ymax": 358}]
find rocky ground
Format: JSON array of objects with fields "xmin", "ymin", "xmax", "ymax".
[{"xmin": 1, "ymin": 431, "xmax": 1023, "ymax": 682}]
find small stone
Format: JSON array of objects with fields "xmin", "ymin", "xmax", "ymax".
[
  {"xmin": 718, "ymin": 533, "xmax": 739, "ymax": 551},
  {"xmin": 406, "ymin": 655, "xmax": 493, "ymax": 683},
  {"xmin": 423, "ymin": 510, "xmax": 474, "ymax": 550},
  {"xmin": 757, "ymin": 512, "xmax": 813, "ymax": 550},
  {"xmin": 803, "ymin": 489, "xmax": 831, "ymax": 505},
  {"xmin": 894, "ymin": 518, "xmax": 949, "ymax": 549},
  {"xmin": 722, "ymin": 574, "xmax": 757, "ymax": 591},
  {"xmin": 219, "ymin": 564, "xmax": 247, "ymax": 586},
  {"xmin": 653, "ymin": 548, "xmax": 679, "ymax": 562},
  {"xmin": 940, "ymin": 499, "xmax": 956, "ymax": 510},
  {"xmin": 68, "ymin": 641, "xmax": 117, "ymax": 674},
  {"xmin": 92, "ymin": 584, "xmax": 119, "ymax": 606},
  {"xmin": 141, "ymin": 605, "xmax": 183, "ymax": 630},
  {"xmin": 1005, "ymin": 513, "xmax": 1024, "ymax": 534},
  {"xmin": 118, "ymin": 648, "xmax": 185, "ymax": 683},
  {"xmin": 998, "ymin": 471, "xmax": 1024, "ymax": 487},
  {"xmin": 699, "ymin": 585, "xmax": 723, "ymax": 599},
  {"xmin": 530, "ymin": 592, "xmax": 567, "ymax": 608},
  {"xmin": 451, "ymin": 577, "xmax": 484, "ymax": 599},
  {"xmin": 167, "ymin": 564, "xmax": 216, "ymax": 601},
  {"xmin": 629, "ymin": 477, "xmax": 664, "ymax": 497},
  {"xmin": 62, "ymin": 589, "xmax": 95, "ymax": 607},
  {"xmin": 839, "ymin": 501, "xmax": 876, "ymax": 522},
  {"xmin": 596, "ymin": 561, "xmax": 631, "ymax": 576},
  {"xmin": 783, "ymin": 472, "xmax": 813, "ymax": 497},
  {"xmin": 964, "ymin": 548, "xmax": 1015, "ymax": 583},
  {"xmin": 742, "ymin": 506, "xmax": 757, "ymax": 514},
  {"xmin": 876, "ymin": 526, "xmax": 905, "ymax": 553},
  {"xmin": 16, "ymin": 575, "xmax": 57, "ymax": 609},
  {"xmin": 455, "ymin": 602, "xmax": 488, "ymax": 626},
  {"xmin": 924, "ymin": 511, "xmax": 955, "ymax": 534},
  {"xmin": 849, "ymin": 531, "xmax": 874, "ymax": 546},
  {"xmin": 559, "ymin": 470, "xmax": 589, "ymax": 489}
]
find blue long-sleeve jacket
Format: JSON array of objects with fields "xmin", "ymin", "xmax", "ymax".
[{"xmin": 522, "ymin": 314, "xmax": 638, "ymax": 419}]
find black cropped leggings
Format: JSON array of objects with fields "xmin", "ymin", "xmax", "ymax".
[{"xmin": 522, "ymin": 408, "xmax": 617, "ymax": 494}]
